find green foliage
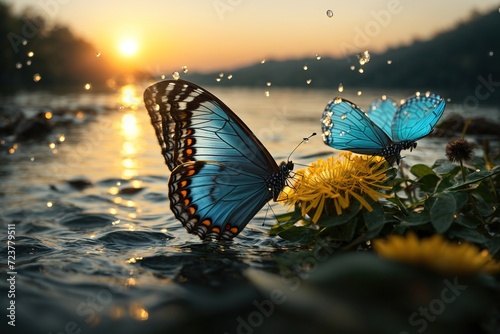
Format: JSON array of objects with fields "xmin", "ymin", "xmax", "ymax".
[{"xmin": 273, "ymin": 151, "xmax": 500, "ymax": 254}]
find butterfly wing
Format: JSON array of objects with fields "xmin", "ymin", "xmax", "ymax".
[
  {"xmin": 144, "ymin": 79, "xmax": 278, "ymax": 174},
  {"xmin": 392, "ymin": 93, "xmax": 446, "ymax": 142},
  {"xmin": 169, "ymin": 161, "xmax": 274, "ymax": 239},
  {"xmin": 144, "ymin": 80, "xmax": 289, "ymax": 239},
  {"xmin": 321, "ymin": 97, "xmax": 392, "ymax": 155},
  {"xmin": 367, "ymin": 97, "xmax": 398, "ymax": 138}
]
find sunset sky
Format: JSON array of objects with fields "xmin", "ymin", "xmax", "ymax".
[{"xmin": 6, "ymin": 0, "xmax": 500, "ymax": 74}]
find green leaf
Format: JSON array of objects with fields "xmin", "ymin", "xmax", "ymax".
[
  {"xmin": 386, "ymin": 193, "xmax": 409, "ymax": 215},
  {"xmin": 316, "ymin": 202, "xmax": 360, "ymax": 227},
  {"xmin": 430, "ymin": 192, "xmax": 457, "ymax": 233},
  {"xmin": 417, "ymin": 174, "xmax": 441, "ymax": 192},
  {"xmin": 454, "ymin": 214, "xmax": 481, "ymax": 229},
  {"xmin": 363, "ymin": 201, "xmax": 385, "ymax": 239},
  {"xmin": 432, "ymin": 159, "xmax": 462, "ymax": 176},
  {"xmin": 399, "ymin": 211, "xmax": 430, "ymax": 226},
  {"xmin": 449, "ymin": 168, "xmax": 500, "ymax": 190},
  {"xmin": 322, "ymin": 218, "xmax": 357, "ymax": 242},
  {"xmin": 487, "ymin": 236, "xmax": 500, "ymax": 256},
  {"xmin": 448, "ymin": 227, "xmax": 489, "ymax": 245},
  {"xmin": 435, "ymin": 174, "xmax": 458, "ymax": 193},
  {"xmin": 448, "ymin": 191, "xmax": 468, "ymax": 210},
  {"xmin": 410, "ymin": 164, "xmax": 436, "ymax": 178}
]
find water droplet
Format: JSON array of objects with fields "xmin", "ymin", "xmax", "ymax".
[
  {"xmin": 338, "ymin": 83, "xmax": 344, "ymax": 92},
  {"xmin": 350, "ymin": 65, "xmax": 355, "ymax": 71},
  {"xmin": 15, "ymin": 63, "xmax": 22, "ymax": 69},
  {"xmin": 27, "ymin": 51, "xmax": 34, "ymax": 57},
  {"xmin": 30, "ymin": 157, "xmax": 35, "ymax": 162},
  {"xmin": 58, "ymin": 134, "xmax": 66, "ymax": 142},
  {"xmin": 227, "ymin": 74, "xmax": 233, "ymax": 79},
  {"xmin": 26, "ymin": 60, "xmax": 31, "ymax": 66},
  {"xmin": 306, "ymin": 79, "xmax": 312, "ymax": 84},
  {"xmin": 266, "ymin": 82, "xmax": 272, "ymax": 87},
  {"xmin": 46, "ymin": 201, "xmax": 53, "ymax": 208},
  {"xmin": 261, "ymin": 59, "xmax": 266, "ymax": 64},
  {"xmin": 181, "ymin": 65, "xmax": 189, "ymax": 73},
  {"xmin": 172, "ymin": 71, "xmax": 180, "ymax": 80},
  {"xmin": 357, "ymin": 50, "xmax": 370, "ymax": 65},
  {"xmin": 488, "ymin": 51, "xmax": 494, "ymax": 56},
  {"xmin": 265, "ymin": 91, "xmax": 270, "ymax": 97},
  {"xmin": 44, "ymin": 111, "xmax": 53, "ymax": 120},
  {"xmin": 316, "ymin": 54, "xmax": 321, "ymax": 60},
  {"xmin": 303, "ymin": 65, "xmax": 308, "ymax": 70},
  {"xmin": 218, "ymin": 72, "xmax": 224, "ymax": 78},
  {"xmin": 216, "ymin": 77, "xmax": 221, "ymax": 82},
  {"xmin": 326, "ymin": 9, "xmax": 334, "ymax": 18},
  {"xmin": 339, "ymin": 130, "xmax": 345, "ymax": 136},
  {"xmin": 415, "ymin": 91, "xmax": 421, "ymax": 97},
  {"xmin": 358, "ymin": 68, "xmax": 364, "ymax": 74},
  {"xmin": 96, "ymin": 52, "xmax": 101, "ymax": 57},
  {"xmin": 49, "ymin": 142, "xmax": 56, "ymax": 150},
  {"xmin": 334, "ymin": 97, "xmax": 342, "ymax": 104},
  {"xmin": 387, "ymin": 59, "xmax": 392, "ymax": 65},
  {"xmin": 22, "ymin": 40, "xmax": 28, "ymax": 46},
  {"xmin": 381, "ymin": 95, "xmax": 387, "ymax": 100},
  {"xmin": 341, "ymin": 114, "xmax": 347, "ymax": 120},
  {"xmin": 8, "ymin": 143, "xmax": 18, "ymax": 154},
  {"xmin": 84, "ymin": 83, "xmax": 91, "ymax": 90},
  {"xmin": 160, "ymin": 74, "xmax": 166, "ymax": 79},
  {"xmin": 33, "ymin": 73, "xmax": 41, "ymax": 82},
  {"xmin": 357, "ymin": 90, "xmax": 362, "ymax": 96}
]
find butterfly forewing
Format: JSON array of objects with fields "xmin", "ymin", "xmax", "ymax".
[
  {"xmin": 392, "ymin": 93, "xmax": 445, "ymax": 142},
  {"xmin": 321, "ymin": 98, "xmax": 392, "ymax": 155},
  {"xmin": 367, "ymin": 97, "xmax": 397, "ymax": 138}
]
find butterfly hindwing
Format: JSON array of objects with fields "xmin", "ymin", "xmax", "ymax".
[
  {"xmin": 321, "ymin": 98, "xmax": 392, "ymax": 155},
  {"xmin": 392, "ymin": 93, "xmax": 446, "ymax": 142},
  {"xmin": 169, "ymin": 161, "xmax": 273, "ymax": 239}
]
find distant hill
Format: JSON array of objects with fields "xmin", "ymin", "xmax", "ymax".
[{"xmin": 183, "ymin": 8, "xmax": 500, "ymax": 102}]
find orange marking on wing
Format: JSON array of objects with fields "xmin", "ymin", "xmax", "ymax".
[
  {"xmin": 180, "ymin": 180, "xmax": 188, "ymax": 188},
  {"xmin": 186, "ymin": 138, "xmax": 194, "ymax": 146},
  {"xmin": 179, "ymin": 190, "xmax": 188, "ymax": 197},
  {"xmin": 185, "ymin": 148, "xmax": 193, "ymax": 156},
  {"xmin": 229, "ymin": 227, "xmax": 239, "ymax": 235},
  {"xmin": 183, "ymin": 198, "xmax": 190, "ymax": 206},
  {"xmin": 211, "ymin": 227, "xmax": 220, "ymax": 234},
  {"xmin": 201, "ymin": 219, "xmax": 211, "ymax": 227},
  {"xmin": 188, "ymin": 207, "xmax": 196, "ymax": 215},
  {"xmin": 186, "ymin": 169, "xmax": 196, "ymax": 177}
]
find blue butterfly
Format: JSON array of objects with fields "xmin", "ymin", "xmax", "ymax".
[
  {"xmin": 143, "ymin": 79, "xmax": 293, "ymax": 239},
  {"xmin": 321, "ymin": 93, "xmax": 445, "ymax": 164}
]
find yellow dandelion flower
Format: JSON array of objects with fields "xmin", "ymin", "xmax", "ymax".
[
  {"xmin": 373, "ymin": 232, "xmax": 500, "ymax": 275},
  {"xmin": 279, "ymin": 152, "xmax": 392, "ymax": 223}
]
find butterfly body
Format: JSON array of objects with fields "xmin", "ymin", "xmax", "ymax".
[
  {"xmin": 321, "ymin": 94, "xmax": 445, "ymax": 164},
  {"xmin": 144, "ymin": 79, "xmax": 291, "ymax": 239}
]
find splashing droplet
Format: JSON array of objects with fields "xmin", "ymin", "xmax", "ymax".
[
  {"xmin": 357, "ymin": 50, "xmax": 370, "ymax": 65},
  {"xmin": 387, "ymin": 59, "xmax": 392, "ymax": 65},
  {"xmin": 96, "ymin": 52, "xmax": 101, "ymax": 57},
  {"xmin": 338, "ymin": 83, "xmax": 344, "ymax": 92},
  {"xmin": 303, "ymin": 65, "xmax": 308, "ymax": 70},
  {"xmin": 27, "ymin": 51, "xmax": 34, "ymax": 58},
  {"xmin": 306, "ymin": 79, "xmax": 312, "ymax": 84},
  {"xmin": 316, "ymin": 54, "xmax": 321, "ymax": 60},
  {"xmin": 488, "ymin": 51, "xmax": 494, "ymax": 57},
  {"xmin": 326, "ymin": 9, "xmax": 334, "ymax": 18},
  {"xmin": 84, "ymin": 83, "xmax": 91, "ymax": 90},
  {"xmin": 227, "ymin": 74, "xmax": 233, "ymax": 79},
  {"xmin": 26, "ymin": 60, "xmax": 31, "ymax": 66},
  {"xmin": 172, "ymin": 71, "xmax": 180, "ymax": 80},
  {"xmin": 216, "ymin": 77, "xmax": 221, "ymax": 82},
  {"xmin": 33, "ymin": 73, "xmax": 41, "ymax": 82},
  {"xmin": 350, "ymin": 65, "xmax": 355, "ymax": 71},
  {"xmin": 22, "ymin": 40, "xmax": 28, "ymax": 46},
  {"xmin": 15, "ymin": 63, "xmax": 22, "ymax": 69},
  {"xmin": 358, "ymin": 68, "xmax": 364, "ymax": 74},
  {"xmin": 265, "ymin": 91, "xmax": 270, "ymax": 97},
  {"xmin": 160, "ymin": 74, "xmax": 166, "ymax": 80},
  {"xmin": 181, "ymin": 66, "xmax": 189, "ymax": 73},
  {"xmin": 266, "ymin": 82, "xmax": 272, "ymax": 87},
  {"xmin": 219, "ymin": 72, "xmax": 224, "ymax": 78},
  {"xmin": 357, "ymin": 90, "xmax": 362, "ymax": 96},
  {"xmin": 261, "ymin": 59, "xmax": 266, "ymax": 64}
]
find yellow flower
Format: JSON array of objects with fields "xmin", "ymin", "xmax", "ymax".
[
  {"xmin": 280, "ymin": 152, "xmax": 392, "ymax": 223},
  {"xmin": 373, "ymin": 232, "xmax": 500, "ymax": 275}
]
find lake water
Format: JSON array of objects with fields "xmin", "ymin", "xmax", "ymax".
[{"xmin": 0, "ymin": 84, "xmax": 498, "ymax": 334}]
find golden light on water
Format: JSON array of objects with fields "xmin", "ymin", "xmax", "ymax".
[
  {"xmin": 118, "ymin": 38, "xmax": 139, "ymax": 57},
  {"xmin": 129, "ymin": 302, "xmax": 149, "ymax": 321}
]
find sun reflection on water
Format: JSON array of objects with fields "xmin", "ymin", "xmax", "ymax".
[{"xmin": 119, "ymin": 86, "xmax": 141, "ymax": 180}]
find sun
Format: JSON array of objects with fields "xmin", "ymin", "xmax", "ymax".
[{"xmin": 118, "ymin": 39, "xmax": 139, "ymax": 57}]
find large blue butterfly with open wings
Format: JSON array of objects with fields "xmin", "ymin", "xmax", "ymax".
[
  {"xmin": 321, "ymin": 93, "xmax": 446, "ymax": 164},
  {"xmin": 143, "ymin": 79, "xmax": 293, "ymax": 240}
]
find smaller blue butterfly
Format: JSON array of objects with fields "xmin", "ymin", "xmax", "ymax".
[{"xmin": 321, "ymin": 93, "xmax": 445, "ymax": 164}]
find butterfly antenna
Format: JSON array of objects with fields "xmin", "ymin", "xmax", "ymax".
[{"xmin": 287, "ymin": 132, "xmax": 316, "ymax": 161}]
